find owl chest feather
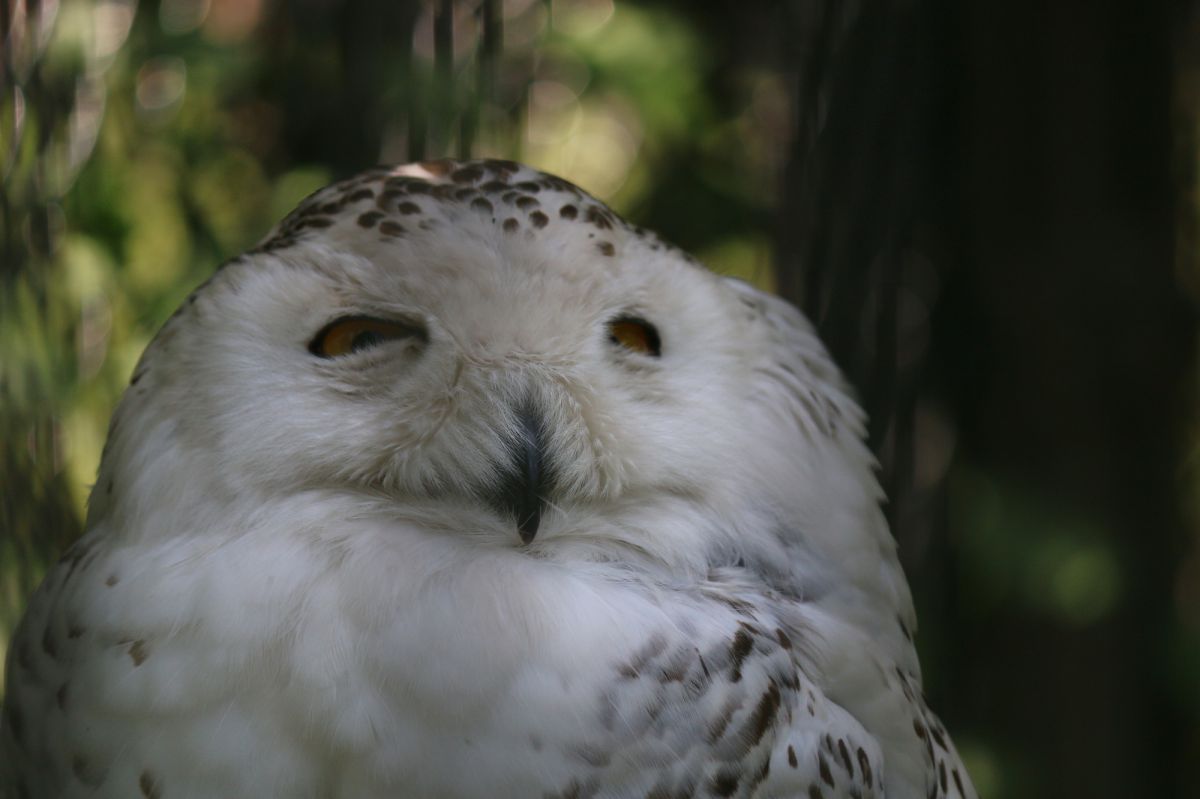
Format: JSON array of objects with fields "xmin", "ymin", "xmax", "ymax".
[{"xmin": 1, "ymin": 517, "xmax": 959, "ymax": 799}]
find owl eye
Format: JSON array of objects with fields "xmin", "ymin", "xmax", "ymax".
[
  {"xmin": 607, "ymin": 316, "xmax": 661, "ymax": 357},
  {"xmin": 309, "ymin": 316, "xmax": 426, "ymax": 358}
]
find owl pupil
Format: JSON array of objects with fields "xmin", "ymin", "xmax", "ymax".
[
  {"xmin": 607, "ymin": 317, "xmax": 661, "ymax": 357},
  {"xmin": 350, "ymin": 330, "xmax": 383, "ymax": 353}
]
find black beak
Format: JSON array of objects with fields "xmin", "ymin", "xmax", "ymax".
[{"xmin": 490, "ymin": 406, "xmax": 551, "ymax": 544}]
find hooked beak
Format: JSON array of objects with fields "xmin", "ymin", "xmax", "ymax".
[{"xmin": 489, "ymin": 406, "xmax": 551, "ymax": 544}]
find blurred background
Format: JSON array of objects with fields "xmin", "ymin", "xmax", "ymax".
[{"xmin": 1, "ymin": 1, "xmax": 1197, "ymax": 796}]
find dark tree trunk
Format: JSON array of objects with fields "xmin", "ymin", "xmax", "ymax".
[{"xmin": 775, "ymin": 1, "xmax": 1195, "ymax": 796}]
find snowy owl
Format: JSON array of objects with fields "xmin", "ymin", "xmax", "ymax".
[{"xmin": 1, "ymin": 159, "xmax": 976, "ymax": 799}]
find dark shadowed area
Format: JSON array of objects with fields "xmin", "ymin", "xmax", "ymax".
[{"xmin": 3, "ymin": 2, "xmax": 1197, "ymax": 796}]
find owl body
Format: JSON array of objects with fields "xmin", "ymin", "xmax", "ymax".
[{"xmin": 2, "ymin": 160, "xmax": 974, "ymax": 798}]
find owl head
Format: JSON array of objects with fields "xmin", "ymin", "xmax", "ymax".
[{"xmin": 86, "ymin": 159, "xmax": 909, "ymax": 643}]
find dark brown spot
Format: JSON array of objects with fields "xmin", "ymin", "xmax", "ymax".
[
  {"xmin": 856, "ymin": 747, "xmax": 873, "ymax": 787},
  {"xmin": 346, "ymin": 188, "xmax": 374, "ymax": 202},
  {"xmin": 406, "ymin": 182, "xmax": 432, "ymax": 194},
  {"xmin": 471, "ymin": 197, "xmax": 494, "ymax": 213},
  {"xmin": 585, "ymin": 205, "xmax": 614, "ymax": 229},
  {"xmin": 738, "ymin": 620, "xmax": 765, "ymax": 636},
  {"xmin": 530, "ymin": 210, "xmax": 549, "ymax": 228},
  {"xmin": 952, "ymin": 768, "xmax": 965, "ymax": 795},
  {"xmin": 106, "ymin": 479, "xmax": 114, "ymax": 496},
  {"xmin": 560, "ymin": 204, "xmax": 578, "ymax": 220},
  {"xmin": 707, "ymin": 696, "xmax": 739, "ymax": 742},
  {"xmin": 257, "ymin": 235, "xmax": 297, "ymax": 252},
  {"xmin": 139, "ymin": 770, "xmax": 162, "ymax": 799},
  {"xmin": 930, "ymin": 724, "xmax": 948, "ymax": 751},
  {"xmin": 645, "ymin": 698, "xmax": 666, "ymax": 728},
  {"xmin": 729, "ymin": 628, "xmax": 754, "ymax": 682},
  {"xmin": 596, "ymin": 241, "xmax": 615, "ymax": 257},
  {"xmin": 701, "ymin": 589, "xmax": 758, "ymax": 616},
  {"xmin": 396, "ymin": 201, "xmax": 422, "ymax": 215},
  {"xmin": 72, "ymin": 755, "xmax": 89, "ymax": 780},
  {"xmin": 296, "ymin": 216, "xmax": 334, "ymax": 229},
  {"xmin": 482, "ymin": 158, "xmax": 521, "ymax": 174},
  {"xmin": 744, "ymin": 682, "xmax": 781, "ymax": 746},
  {"xmin": 502, "ymin": 217, "xmax": 520, "ymax": 233},
  {"xmin": 41, "ymin": 625, "xmax": 57, "ymax": 658},
  {"xmin": 710, "ymin": 770, "xmax": 739, "ymax": 797},
  {"xmin": 357, "ymin": 211, "xmax": 383, "ymax": 228},
  {"xmin": 59, "ymin": 538, "xmax": 98, "ymax": 583},
  {"xmin": 480, "ymin": 180, "xmax": 508, "ymax": 192},
  {"xmin": 67, "ymin": 622, "xmax": 84, "ymax": 639},
  {"xmin": 914, "ymin": 718, "xmax": 927, "ymax": 739},
  {"xmin": 837, "ymin": 738, "xmax": 853, "ymax": 775},
  {"xmin": 516, "ymin": 180, "xmax": 541, "ymax": 192},
  {"xmin": 515, "ymin": 195, "xmax": 539, "ymax": 209},
  {"xmin": 939, "ymin": 760, "xmax": 947, "ymax": 792},
  {"xmin": 572, "ymin": 743, "xmax": 611, "ymax": 767},
  {"xmin": 446, "ymin": 163, "xmax": 477, "ymax": 181},
  {"xmin": 56, "ymin": 682, "xmax": 68, "ymax": 710},
  {"xmin": 419, "ymin": 159, "xmax": 454, "ymax": 176},
  {"xmin": 105, "ymin": 574, "xmax": 119, "ymax": 587},
  {"xmin": 502, "ymin": 190, "xmax": 520, "ymax": 204},
  {"xmin": 379, "ymin": 221, "xmax": 405, "ymax": 237},
  {"xmin": 898, "ymin": 614, "xmax": 913, "ymax": 641},
  {"xmin": 749, "ymin": 756, "xmax": 771, "ymax": 790},
  {"xmin": 818, "ymin": 750, "xmax": 836, "ymax": 786},
  {"xmin": 787, "ymin": 744, "xmax": 798, "ymax": 768},
  {"xmin": 540, "ymin": 176, "xmax": 567, "ymax": 190},
  {"xmin": 808, "ymin": 787, "xmax": 824, "ymax": 799},
  {"xmin": 128, "ymin": 640, "xmax": 149, "ymax": 666},
  {"xmin": 776, "ymin": 628, "xmax": 792, "ymax": 649}
]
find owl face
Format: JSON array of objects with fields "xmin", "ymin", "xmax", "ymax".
[{"xmin": 93, "ymin": 160, "xmax": 867, "ymax": 573}]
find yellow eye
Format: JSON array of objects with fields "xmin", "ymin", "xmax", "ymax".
[
  {"xmin": 607, "ymin": 316, "xmax": 661, "ymax": 357},
  {"xmin": 309, "ymin": 316, "xmax": 425, "ymax": 358}
]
